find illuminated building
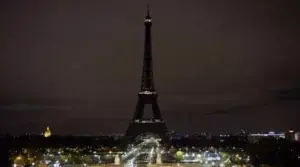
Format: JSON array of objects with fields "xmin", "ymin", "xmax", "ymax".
[
  {"xmin": 43, "ymin": 126, "xmax": 51, "ymax": 138},
  {"xmin": 295, "ymin": 132, "xmax": 299, "ymax": 142},
  {"xmin": 248, "ymin": 131, "xmax": 285, "ymax": 143},
  {"xmin": 286, "ymin": 129, "xmax": 296, "ymax": 141}
]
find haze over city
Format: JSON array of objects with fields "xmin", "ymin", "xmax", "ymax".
[{"xmin": 1, "ymin": 0, "xmax": 300, "ymax": 135}]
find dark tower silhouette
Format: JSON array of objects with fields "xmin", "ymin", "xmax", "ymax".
[{"xmin": 125, "ymin": 5, "xmax": 167, "ymax": 139}]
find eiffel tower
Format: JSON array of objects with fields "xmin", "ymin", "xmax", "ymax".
[{"xmin": 125, "ymin": 5, "xmax": 168, "ymax": 139}]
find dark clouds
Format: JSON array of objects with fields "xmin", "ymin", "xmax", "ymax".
[{"xmin": 0, "ymin": 0, "xmax": 299, "ymax": 134}]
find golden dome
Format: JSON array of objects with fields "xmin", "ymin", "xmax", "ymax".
[{"xmin": 44, "ymin": 126, "xmax": 51, "ymax": 138}]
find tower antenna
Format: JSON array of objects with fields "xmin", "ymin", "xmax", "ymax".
[{"xmin": 146, "ymin": 3, "xmax": 150, "ymax": 17}]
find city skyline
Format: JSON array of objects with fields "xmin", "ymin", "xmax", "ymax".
[{"xmin": 0, "ymin": 0, "xmax": 300, "ymax": 135}]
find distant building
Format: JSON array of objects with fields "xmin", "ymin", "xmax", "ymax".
[
  {"xmin": 248, "ymin": 131, "xmax": 285, "ymax": 143},
  {"xmin": 295, "ymin": 132, "xmax": 300, "ymax": 142},
  {"xmin": 43, "ymin": 126, "xmax": 51, "ymax": 138},
  {"xmin": 286, "ymin": 129, "xmax": 299, "ymax": 142}
]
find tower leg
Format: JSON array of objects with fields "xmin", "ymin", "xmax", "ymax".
[
  {"xmin": 152, "ymin": 102, "xmax": 162, "ymax": 120},
  {"xmin": 133, "ymin": 101, "xmax": 144, "ymax": 120}
]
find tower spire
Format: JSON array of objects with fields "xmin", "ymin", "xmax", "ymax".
[
  {"xmin": 146, "ymin": 4, "xmax": 150, "ymax": 18},
  {"xmin": 141, "ymin": 4, "xmax": 154, "ymax": 92}
]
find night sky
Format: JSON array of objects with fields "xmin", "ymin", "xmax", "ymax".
[{"xmin": 1, "ymin": 0, "xmax": 300, "ymax": 135}]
